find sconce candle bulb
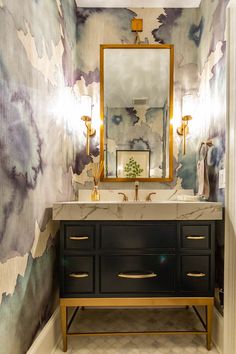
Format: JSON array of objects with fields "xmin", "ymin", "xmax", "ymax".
[
  {"xmin": 176, "ymin": 93, "xmax": 195, "ymax": 155},
  {"xmin": 177, "ymin": 115, "xmax": 192, "ymax": 155},
  {"xmin": 80, "ymin": 95, "xmax": 96, "ymax": 155}
]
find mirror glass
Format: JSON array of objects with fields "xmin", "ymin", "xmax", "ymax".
[{"xmin": 100, "ymin": 44, "xmax": 174, "ymax": 182}]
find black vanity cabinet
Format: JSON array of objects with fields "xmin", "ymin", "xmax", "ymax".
[
  {"xmin": 59, "ymin": 220, "xmax": 215, "ymax": 298},
  {"xmin": 59, "ymin": 219, "xmax": 216, "ymax": 352}
]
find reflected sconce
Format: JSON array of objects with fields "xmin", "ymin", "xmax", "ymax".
[
  {"xmin": 177, "ymin": 94, "xmax": 193, "ymax": 155},
  {"xmin": 131, "ymin": 18, "xmax": 143, "ymax": 44},
  {"xmin": 80, "ymin": 95, "xmax": 96, "ymax": 155}
]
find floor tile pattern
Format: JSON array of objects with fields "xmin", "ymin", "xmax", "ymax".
[{"xmin": 53, "ymin": 308, "xmax": 219, "ymax": 354}]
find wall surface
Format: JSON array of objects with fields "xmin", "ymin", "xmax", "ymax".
[
  {"xmin": 0, "ymin": 1, "xmax": 228, "ymax": 354},
  {"xmin": 75, "ymin": 7, "xmax": 199, "ymax": 191},
  {"xmin": 197, "ymin": 0, "xmax": 229, "ymax": 310},
  {"xmin": 197, "ymin": 0, "xmax": 228, "ymax": 203},
  {"xmin": 0, "ymin": 1, "xmax": 78, "ymax": 353},
  {"xmin": 74, "ymin": 4, "xmax": 227, "ymax": 199}
]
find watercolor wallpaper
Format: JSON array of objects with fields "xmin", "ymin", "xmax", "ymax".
[
  {"xmin": 0, "ymin": 1, "xmax": 79, "ymax": 353},
  {"xmin": 197, "ymin": 0, "xmax": 229, "ymax": 308},
  {"xmin": 0, "ymin": 0, "xmax": 228, "ymax": 353}
]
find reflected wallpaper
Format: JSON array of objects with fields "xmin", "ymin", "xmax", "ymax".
[
  {"xmin": 0, "ymin": 1, "xmax": 228, "ymax": 353},
  {"xmin": 106, "ymin": 106, "xmax": 168, "ymax": 178}
]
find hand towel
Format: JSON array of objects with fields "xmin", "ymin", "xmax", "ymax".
[{"xmin": 197, "ymin": 142, "xmax": 210, "ymax": 199}]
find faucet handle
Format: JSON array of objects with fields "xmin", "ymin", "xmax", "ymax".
[
  {"xmin": 146, "ymin": 192, "xmax": 156, "ymax": 202},
  {"xmin": 118, "ymin": 192, "xmax": 128, "ymax": 202}
]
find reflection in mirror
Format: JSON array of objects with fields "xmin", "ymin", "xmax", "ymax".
[{"xmin": 100, "ymin": 44, "xmax": 174, "ymax": 182}]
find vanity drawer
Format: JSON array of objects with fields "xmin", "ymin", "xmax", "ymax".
[
  {"xmin": 180, "ymin": 224, "xmax": 210, "ymax": 249},
  {"xmin": 180, "ymin": 255, "xmax": 211, "ymax": 293},
  {"xmin": 63, "ymin": 256, "xmax": 94, "ymax": 294},
  {"xmin": 100, "ymin": 223, "xmax": 176, "ymax": 249},
  {"xmin": 100, "ymin": 255, "xmax": 176, "ymax": 294},
  {"xmin": 64, "ymin": 224, "xmax": 95, "ymax": 250}
]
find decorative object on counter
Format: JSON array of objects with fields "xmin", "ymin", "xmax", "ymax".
[
  {"xmin": 91, "ymin": 161, "xmax": 103, "ymax": 201},
  {"xmin": 91, "ymin": 185, "xmax": 100, "ymax": 201},
  {"xmin": 80, "ymin": 95, "xmax": 96, "ymax": 155},
  {"xmin": 197, "ymin": 141, "xmax": 214, "ymax": 200}
]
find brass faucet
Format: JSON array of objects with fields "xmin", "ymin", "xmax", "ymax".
[
  {"xmin": 146, "ymin": 192, "xmax": 156, "ymax": 202},
  {"xmin": 118, "ymin": 192, "xmax": 128, "ymax": 202},
  {"xmin": 134, "ymin": 181, "xmax": 139, "ymax": 201}
]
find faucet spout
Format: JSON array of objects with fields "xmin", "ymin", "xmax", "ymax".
[{"xmin": 134, "ymin": 181, "xmax": 139, "ymax": 201}]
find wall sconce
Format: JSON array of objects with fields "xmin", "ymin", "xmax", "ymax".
[
  {"xmin": 177, "ymin": 115, "xmax": 192, "ymax": 155},
  {"xmin": 177, "ymin": 94, "xmax": 194, "ymax": 155},
  {"xmin": 131, "ymin": 18, "xmax": 143, "ymax": 44},
  {"xmin": 80, "ymin": 95, "xmax": 96, "ymax": 155}
]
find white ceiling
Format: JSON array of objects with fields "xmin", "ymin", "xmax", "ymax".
[{"xmin": 76, "ymin": 0, "xmax": 201, "ymax": 8}]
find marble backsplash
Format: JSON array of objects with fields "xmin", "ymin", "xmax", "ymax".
[{"xmin": 78, "ymin": 188, "xmax": 194, "ymax": 202}]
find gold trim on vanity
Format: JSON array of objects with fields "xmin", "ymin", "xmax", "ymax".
[{"xmin": 60, "ymin": 297, "xmax": 214, "ymax": 352}]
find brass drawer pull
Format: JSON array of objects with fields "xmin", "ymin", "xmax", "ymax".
[
  {"xmin": 186, "ymin": 236, "xmax": 206, "ymax": 240},
  {"xmin": 187, "ymin": 272, "xmax": 206, "ymax": 278},
  {"xmin": 69, "ymin": 236, "xmax": 89, "ymax": 241},
  {"xmin": 69, "ymin": 272, "xmax": 89, "ymax": 278},
  {"xmin": 118, "ymin": 271, "xmax": 157, "ymax": 279}
]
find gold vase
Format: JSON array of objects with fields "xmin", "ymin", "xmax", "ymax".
[{"xmin": 91, "ymin": 185, "xmax": 100, "ymax": 201}]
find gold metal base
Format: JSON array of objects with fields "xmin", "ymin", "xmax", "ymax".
[{"xmin": 60, "ymin": 297, "xmax": 213, "ymax": 352}]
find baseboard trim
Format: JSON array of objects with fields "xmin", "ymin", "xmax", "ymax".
[
  {"xmin": 212, "ymin": 307, "xmax": 224, "ymax": 354},
  {"xmin": 27, "ymin": 307, "xmax": 61, "ymax": 354}
]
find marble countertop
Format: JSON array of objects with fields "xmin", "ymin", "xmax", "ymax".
[{"xmin": 52, "ymin": 201, "xmax": 223, "ymax": 221}]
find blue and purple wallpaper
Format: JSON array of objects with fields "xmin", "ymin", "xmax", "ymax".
[
  {"xmin": 0, "ymin": 1, "xmax": 228, "ymax": 353},
  {"xmin": 0, "ymin": 1, "xmax": 78, "ymax": 353},
  {"xmin": 106, "ymin": 106, "xmax": 168, "ymax": 178}
]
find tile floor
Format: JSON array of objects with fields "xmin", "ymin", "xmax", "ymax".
[{"xmin": 53, "ymin": 308, "xmax": 219, "ymax": 354}]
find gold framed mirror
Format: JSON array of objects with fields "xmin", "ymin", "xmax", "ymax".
[{"xmin": 100, "ymin": 44, "xmax": 174, "ymax": 182}]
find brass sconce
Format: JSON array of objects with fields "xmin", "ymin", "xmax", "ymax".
[
  {"xmin": 131, "ymin": 18, "xmax": 143, "ymax": 44},
  {"xmin": 80, "ymin": 95, "xmax": 96, "ymax": 155},
  {"xmin": 177, "ymin": 115, "xmax": 192, "ymax": 155}
]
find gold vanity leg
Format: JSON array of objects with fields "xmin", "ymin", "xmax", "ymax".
[
  {"xmin": 206, "ymin": 304, "xmax": 213, "ymax": 350},
  {"xmin": 60, "ymin": 304, "xmax": 67, "ymax": 352}
]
